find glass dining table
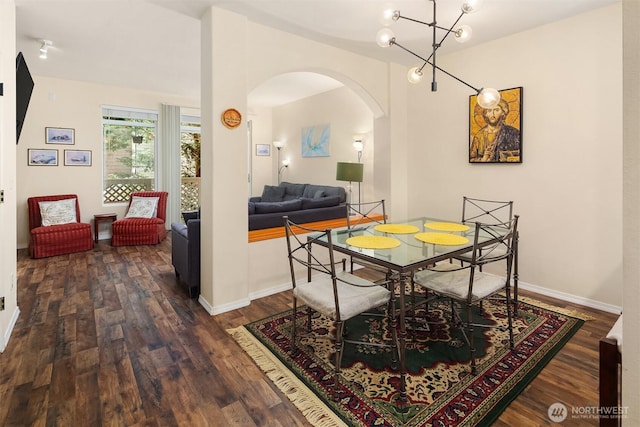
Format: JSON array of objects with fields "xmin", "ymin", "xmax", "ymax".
[{"xmin": 309, "ymin": 216, "xmax": 514, "ymax": 404}]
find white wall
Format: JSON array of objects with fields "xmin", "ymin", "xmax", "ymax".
[
  {"xmin": 406, "ymin": 4, "xmax": 623, "ymax": 310},
  {"xmin": 248, "ymin": 106, "xmax": 274, "ymax": 196},
  {"xmin": 199, "ymin": 9, "xmax": 399, "ymax": 313},
  {"xmin": 270, "ymin": 86, "xmax": 374, "ymax": 200},
  {"xmin": 622, "ymin": 0, "xmax": 640, "ymax": 420},
  {"xmin": 0, "ymin": 0, "xmax": 19, "ymax": 352},
  {"xmin": 15, "ymin": 76, "xmax": 198, "ymax": 248}
]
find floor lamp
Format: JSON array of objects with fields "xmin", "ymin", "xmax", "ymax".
[
  {"xmin": 353, "ymin": 135, "xmax": 364, "ymax": 204},
  {"xmin": 273, "ymin": 140, "xmax": 285, "ymax": 183},
  {"xmin": 336, "ymin": 162, "xmax": 364, "ymax": 205}
]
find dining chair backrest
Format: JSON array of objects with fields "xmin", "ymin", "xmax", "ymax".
[
  {"xmin": 461, "ymin": 197, "xmax": 513, "ymax": 227},
  {"xmin": 346, "ymin": 199, "xmax": 386, "ymax": 231},
  {"xmin": 283, "ymin": 216, "xmax": 338, "ymax": 290},
  {"xmin": 468, "ymin": 215, "xmax": 519, "ymax": 270}
]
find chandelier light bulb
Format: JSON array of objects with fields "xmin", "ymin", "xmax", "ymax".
[
  {"xmin": 272, "ymin": 140, "xmax": 284, "ymax": 149},
  {"xmin": 454, "ymin": 25, "xmax": 473, "ymax": 43},
  {"xmin": 477, "ymin": 88, "xmax": 501, "ymax": 109},
  {"xmin": 376, "ymin": 28, "xmax": 395, "ymax": 47},
  {"xmin": 407, "ymin": 66, "xmax": 424, "ymax": 84},
  {"xmin": 380, "ymin": 7, "xmax": 400, "ymax": 26},
  {"xmin": 282, "ymin": 159, "xmax": 291, "ymax": 166},
  {"xmin": 461, "ymin": 0, "xmax": 484, "ymax": 14}
]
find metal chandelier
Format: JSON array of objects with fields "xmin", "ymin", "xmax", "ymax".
[{"xmin": 376, "ymin": 0, "xmax": 501, "ymax": 109}]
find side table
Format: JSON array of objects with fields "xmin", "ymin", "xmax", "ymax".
[{"xmin": 94, "ymin": 213, "xmax": 117, "ymax": 242}]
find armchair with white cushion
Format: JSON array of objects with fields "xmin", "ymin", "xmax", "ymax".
[
  {"xmin": 111, "ymin": 191, "xmax": 168, "ymax": 246},
  {"xmin": 27, "ymin": 194, "xmax": 93, "ymax": 258}
]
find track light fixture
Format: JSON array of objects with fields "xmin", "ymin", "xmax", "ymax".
[
  {"xmin": 39, "ymin": 40, "xmax": 52, "ymax": 59},
  {"xmin": 376, "ymin": 0, "xmax": 500, "ymax": 109}
]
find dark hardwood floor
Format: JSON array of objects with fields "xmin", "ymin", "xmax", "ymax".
[{"xmin": 0, "ymin": 234, "xmax": 619, "ymax": 426}]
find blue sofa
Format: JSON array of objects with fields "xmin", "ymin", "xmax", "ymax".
[
  {"xmin": 249, "ymin": 182, "xmax": 347, "ymax": 230},
  {"xmin": 171, "ymin": 218, "xmax": 200, "ymax": 298}
]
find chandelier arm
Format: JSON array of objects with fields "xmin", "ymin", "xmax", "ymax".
[
  {"xmin": 397, "ymin": 14, "xmax": 457, "ymax": 34},
  {"xmin": 397, "ymin": 15, "xmax": 434, "ymax": 27},
  {"xmin": 391, "ymin": 39, "xmax": 481, "ymax": 93},
  {"xmin": 437, "ymin": 12, "xmax": 465, "ymax": 47}
]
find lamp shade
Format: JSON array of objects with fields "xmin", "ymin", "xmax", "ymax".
[{"xmin": 336, "ymin": 162, "xmax": 364, "ymax": 183}]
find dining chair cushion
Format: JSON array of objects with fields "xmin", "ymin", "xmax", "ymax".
[
  {"xmin": 294, "ymin": 271, "xmax": 391, "ymax": 321},
  {"xmin": 413, "ymin": 269, "xmax": 507, "ymax": 303}
]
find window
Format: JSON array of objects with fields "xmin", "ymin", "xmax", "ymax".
[
  {"xmin": 102, "ymin": 106, "xmax": 158, "ymax": 204},
  {"xmin": 180, "ymin": 114, "xmax": 201, "ymax": 212}
]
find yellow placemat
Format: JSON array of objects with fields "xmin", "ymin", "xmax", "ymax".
[
  {"xmin": 415, "ymin": 232, "xmax": 470, "ymax": 246},
  {"xmin": 424, "ymin": 221, "xmax": 470, "ymax": 232},
  {"xmin": 373, "ymin": 224, "xmax": 420, "ymax": 234},
  {"xmin": 346, "ymin": 235, "xmax": 401, "ymax": 249}
]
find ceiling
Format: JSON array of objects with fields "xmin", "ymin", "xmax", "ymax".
[{"xmin": 15, "ymin": 0, "xmax": 619, "ymax": 107}]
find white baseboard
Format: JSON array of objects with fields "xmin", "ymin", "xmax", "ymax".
[
  {"xmin": 204, "ymin": 282, "xmax": 290, "ymax": 316},
  {"xmin": 0, "ymin": 306, "xmax": 21, "ymax": 353},
  {"xmin": 249, "ymin": 283, "xmax": 292, "ymax": 301},
  {"xmin": 203, "ymin": 278, "xmax": 623, "ymax": 318},
  {"xmin": 518, "ymin": 281, "xmax": 622, "ymax": 314},
  {"xmin": 199, "ymin": 293, "xmax": 251, "ymax": 316}
]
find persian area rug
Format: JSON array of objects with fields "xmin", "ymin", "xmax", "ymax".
[{"xmin": 228, "ymin": 296, "xmax": 586, "ymax": 427}]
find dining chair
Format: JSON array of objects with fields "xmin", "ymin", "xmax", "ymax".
[
  {"xmin": 455, "ymin": 196, "xmax": 519, "ymax": 313},
  {"xmin": 345, "ymin": 200, "xmax": 389, "ymax": 275},
  {"xmin": 346, "ymin": 199, "xmax": 386, "ymax": 230},
  {"xmin": 283, "ymin": 216, "xmax": 398, "ymax": 400},
  {"xmin": 412, "ymin": 215, "xmax": 519, "ymax": 375}
]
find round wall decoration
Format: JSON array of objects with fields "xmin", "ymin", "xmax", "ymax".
[{"xmin": 221, "ymin": 108, "xmax": 242, "ymax": 129}]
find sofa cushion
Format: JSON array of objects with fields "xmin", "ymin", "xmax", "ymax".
[
  {"xmin": 279, "ymin": 182, "xmax": 307, "ymax": 201},
  {"xmin": 302, "ymin": 184, "xmax": 346, "ymax": 203},
  {"xmin": 301, "ymin": 195, "xmax": 341, "ymax": 209},
  {"xmin": 182, "ymin": 210, "xmax": 199, "ymax": 223},
  {"xmin": 261, "ymin": 185, "xmax": 286, "ymax": 202},
  {"xmin": 254, "ymin": 199, "xmax": 303, "ymax": 214},
  {"xmin": 38, "ymin": 198, "xmax": 77, "ymax": 226}
]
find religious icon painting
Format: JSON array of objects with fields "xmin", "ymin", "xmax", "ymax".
[{"xmin": 469, "ymin": 86, "xmax": 523, "ymax": 163}]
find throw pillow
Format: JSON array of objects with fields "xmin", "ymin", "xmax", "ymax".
[
  {"xmin": 125, "ymin": 196, "xmax": 159, "ymax": 218},
  {"xmin": 38, "ymin": 198, "xmax": 77, "ymax": 226},
  {"xmin": 313, "ymin": 190, "xmax": 325, "ymax": 198},
  {"xmin": 261, "ymin": 185, "xmax": 286, "ymax": 202}
]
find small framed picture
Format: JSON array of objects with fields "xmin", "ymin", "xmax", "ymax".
[
  {"xmin": 45, "ymin": 127, "xmax": 75, "ymax": 145},
  {"xmin": 64, "ymin": 149, "xmax": 92, "ymax": 166},
  {"xmin": 256, "ymin": 144, "xmax": 271, "ymax": 156},
  {"xmin": 28, "ymin": 149, "xmax": 58, "ymax": 166}
]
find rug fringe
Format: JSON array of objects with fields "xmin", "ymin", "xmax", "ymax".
[
  {"xmin": 228, "ymin": 326, "xmax": 348, "ymax": 427},
  {"xmin": 518, "ymin": 296, "xmax": 595, "ymax": 320}
]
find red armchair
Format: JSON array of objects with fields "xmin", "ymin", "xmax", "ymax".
[
  {"xmin": 27, "ymin": 194, "xmax": 94, "ymax": 259},
  {"xmin": 111, "ymin": 191, "xmax": 168, "ymax": 246}
]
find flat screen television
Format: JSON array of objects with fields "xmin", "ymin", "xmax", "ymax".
[{"xmin": 16, "ymin": 52, "xmax": 34, "ymax": 144}]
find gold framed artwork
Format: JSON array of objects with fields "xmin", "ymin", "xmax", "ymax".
[{"xmin": 469, "ymin": 87, "xmax": 522, "ymax": 163}]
